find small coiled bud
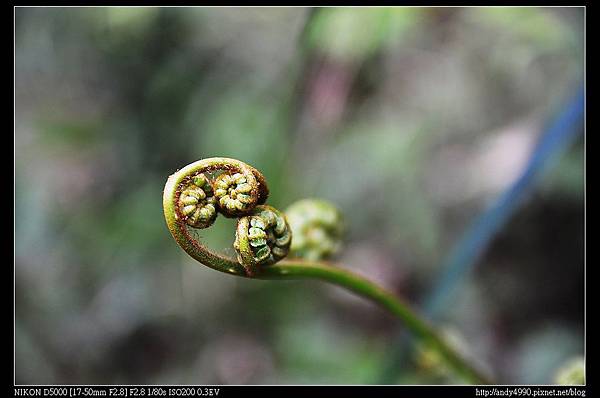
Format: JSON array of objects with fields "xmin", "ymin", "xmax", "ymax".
[
  {"xmin": 178, "ymin": 173, "xmax": 218, "ymax": 229},
  {"xmin": 234, "ymin": 205, "xmax": 292, "ymax": 275},
  {"xmin": 285, "ymin": 198, "xmax": 344, "ymax": 261},
  {"xmin": 554, "ymin": 357, "xmax": 585, "ymax": 385},
  {"xmin": 214, "ymin": 172, "xmax": 257, "ymax": 217}
]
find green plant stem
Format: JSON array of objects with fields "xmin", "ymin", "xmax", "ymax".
[
  {"xmin": 163, "ymin": 158, "xmax": 491, "ymax": 384},
  {"xmin": 259, "ymin": 259, "xmax": 492, "ymax": 385}
]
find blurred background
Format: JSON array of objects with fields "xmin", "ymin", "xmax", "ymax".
[{"xmin": 15, "ymin": 7, "xmax": 584, "ymax": 384}]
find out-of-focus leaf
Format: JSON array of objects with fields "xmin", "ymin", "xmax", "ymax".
[
  {"xmin": 468, "ymin": 8, "xmax": 575, "ymax": 50},
  {"xmin": 306, "ymin": 8, "xmax": 424, "ymax": 62}
]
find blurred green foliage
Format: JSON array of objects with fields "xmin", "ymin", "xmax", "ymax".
[{"xmin": 306, "ymin": 8, "xmax": 425, "ymax": 61}]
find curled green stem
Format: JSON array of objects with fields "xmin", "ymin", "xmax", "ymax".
[
  {"xmin": 163, "ymin": 157, "xmax": 267, "ymax": 275},
  {"xmin": 163, "ymin": 157, "xmax": 491, "ymax": 384}
]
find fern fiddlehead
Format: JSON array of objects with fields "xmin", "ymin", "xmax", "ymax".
[
  {"xmin": 285, "ymin": 198, "xmax": 344, "ymax": 261},
  {"xmin": 234, "ymin": 205, "xmax": 292, "ymax": 275},
  {"xmin": 163, "ymin": 157, "xmax": 491, "ymax": 384},
  {"xmin": 178, "ymin": 173, "xmax": 218, "ymax": 229},
  {"xmin": 163, "ymin": 157, "xmax": 274, "ymax": 276}
]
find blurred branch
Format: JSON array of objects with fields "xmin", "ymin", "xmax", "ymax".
[
  {"xmin": 375, "ymin": 84, "xmax": 584, "ymax": 384},
  {"xmin": 424, "ymin": 84, "xmax": 584, "ymax": 318},
  {"xmin": 260, "ymin": 260, "xmax": 492, "ymax": 384}
]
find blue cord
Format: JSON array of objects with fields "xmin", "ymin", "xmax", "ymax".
[
  {"xmin": 376, "ymin": 85, "xmax": 584, "ymax": 384},
  {"xmin": 424, "ymin": 84, "xmax": 584, "ymax": 319}
]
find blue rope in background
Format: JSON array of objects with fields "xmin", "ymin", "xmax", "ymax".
[
  {"xmin": 375, "ymin": 84, "xmax": 584, "ymax": 383},
  {"xmin": 423, "ymin": 84, "xmax": 585, "ymax": 319}
]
